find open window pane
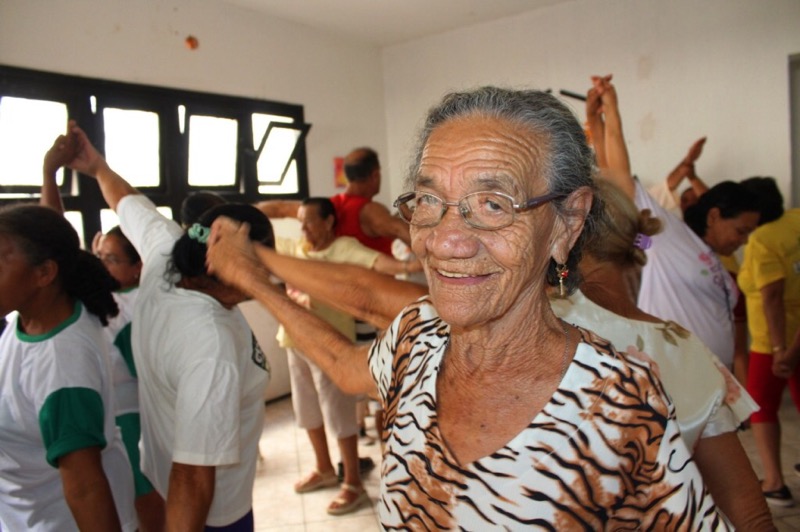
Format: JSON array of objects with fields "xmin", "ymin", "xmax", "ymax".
[
  {"xmin": 188, "ymin": 115, "xmax": 237, "ymax": 187},
  {"xmin": 258, "ymin": 160, "xmax": 300, "ymax": 194},
  {"xmin": 251, "ymin": 113, "xmax": 294, "ymax": 150},
  {"xmin": 103, "ymin": 108, "xmax": 160, "ymax": 187},
  {"xmin": 0, "ymin": 96, "xmax": 68, "ymax": 186}
]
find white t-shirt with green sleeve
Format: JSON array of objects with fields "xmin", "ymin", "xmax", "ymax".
[{"xmin": 0, "ymin": 303, "xmax": 136, "ymax": 531}]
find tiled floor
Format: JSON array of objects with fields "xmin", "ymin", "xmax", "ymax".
[
  {"xmin": 253, "ymin": 398, "xmax": 383, "ymax": 531},
  {"xmin": 254, "ymin": 392, "xmax": 800, "ymax": 531}
]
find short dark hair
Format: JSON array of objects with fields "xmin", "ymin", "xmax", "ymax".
[
  {"xmin": 180, "ymin": 191, "xmax": 227, "ymax": 227},
  {"xmin": 302, "ymin": 197, "xmax": 337, "ymax": 227},
  {"xmin": 344, "ymin": 148, "xmax": 379, "ymax": 182},
  {"xmin": 106, "ymin": 225, "xmax": 141, "ymax": 264},
  {"xmin": 684, "ymin": 181, "xmax": 760, "ymax": 237},
  {"xmin": 169, "ymin": 203, "xmax": 274, "ymax": 279},
  {"xmin": 740, "ymin": 176, "xmax": 784, "ymax": 225}
]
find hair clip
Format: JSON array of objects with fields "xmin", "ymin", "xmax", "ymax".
[
  {"xmin": 187, "ymin": 223, "xmax": 211, "ymax": 244},
  {"xmin": 633, "ymin": 233, "xmax": 652, "ymax": 250}
]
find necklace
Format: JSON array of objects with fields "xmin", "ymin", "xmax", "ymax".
[{"xmin": 558, "ymin": 319, "xmax": 571, "ymax": 379}]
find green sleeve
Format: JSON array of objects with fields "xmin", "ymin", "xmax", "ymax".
[
  {"xmin": 114, "ymin": 322, "xmax": 137, "ymax": 377},
  {"xmin": 39, "ymin": 387, "xmax": 107, "ymax": 468}
]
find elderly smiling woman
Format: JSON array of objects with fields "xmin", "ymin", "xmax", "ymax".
[{"xmin": 207, "ymin": 87, "xmax": 729, "ymax": 529}]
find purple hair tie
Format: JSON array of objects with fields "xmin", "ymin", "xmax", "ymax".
[{"xmin": 634, "ymin": 233, "xmax": 652, "ymax": 250}]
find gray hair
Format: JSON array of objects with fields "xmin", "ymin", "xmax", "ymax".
[{"xmin": 407, "ymin": 86, "xmax": 601, "ymax": 293}]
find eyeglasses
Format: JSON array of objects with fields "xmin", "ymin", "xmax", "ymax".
[
  {"xmin": 95, "ymin": 253, "xmax": 132, "ymax": 266},
  {"xmin": 393, "ymin": 190, "xmax": 563, "ymax": 230}
]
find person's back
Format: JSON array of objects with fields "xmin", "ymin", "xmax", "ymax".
[
  {"xmin": 330, "ymin": 193, "xmax": 394, "ymax": 255},
  {"xmin": 121, "ymin": 196, "xmax": 271, "ymax": 526}
]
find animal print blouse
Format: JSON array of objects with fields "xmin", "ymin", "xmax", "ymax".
[{"xmin": 368, "ymin": 297, "xmax": 730, "ymax": 530}]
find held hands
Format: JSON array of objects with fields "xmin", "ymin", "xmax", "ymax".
[
  {"xmin": 43, "ymin": 124, "xmax": 80, "ymax": 177},
  {"xmin": 48, "ymin": 120, "xmax": 109, "ymax": 179},
  {"xmin": 683, "ymin": 137, "xmax": 707, "ymax": 169}
]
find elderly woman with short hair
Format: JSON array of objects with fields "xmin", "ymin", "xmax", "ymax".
[{"xmin": 207, "ymin": 87, "xmax": 729, "ymax": 529}]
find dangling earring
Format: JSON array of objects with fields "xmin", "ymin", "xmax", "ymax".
[{"xmin": 556, "ymin": 263, "xmax": 569, "ymax": 297}]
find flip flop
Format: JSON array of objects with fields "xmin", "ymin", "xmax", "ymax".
[
  {"xmin": 294, "ymin": 469, "xmax": 338, "ymax": 493},
  {"xmin": 326, "ymin": 483, "xmax": 369, "ymax": 515}
]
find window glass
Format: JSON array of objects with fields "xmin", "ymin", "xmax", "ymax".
[
  {"xmin": 251, "ymin": 113, "xmax": 294, "ymax": 150},
  {"xmin": 64, "ymin": 211, "xmax": 85, "ymax": 250},
  {"xmin": 103, "ymin": 108, "xmax": 160, "ymax": 187},
  {"xmin": 0, "ymin": 96, "xmax": 68, "ymax": 187},
  {"xmin": 188, "ymin": 115, "xmax": 237, "ymax": 186},
  {"xmin": 258, "ymin": 160, "xmax": 300, "ymax": 195}
]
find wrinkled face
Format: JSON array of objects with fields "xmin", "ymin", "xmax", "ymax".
[
  {"xmin": 704, "ymin": 209, "xmax": 759, "ymax": 256},
  {"xmin": 96, "ymin": 233, "xmax": 141, "ymax": 289},
  {"xmin": 410, "ymin": 115, "xmax": 561, "ymax": 329},
  {"xmin": 298, "ymin": 205, "xmax": 334, "ymax": 251},
  {"xmin": 0, "ymin": 233, "xmax": 41, "ymax": 317}
]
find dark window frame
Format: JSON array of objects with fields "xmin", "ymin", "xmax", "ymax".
[{"xmin": 0, "ymin": 64, "xmax": 309, "ymax": 243}]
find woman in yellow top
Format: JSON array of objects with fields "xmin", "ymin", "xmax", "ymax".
[{"xmin": 738, "ymin": 177, "xmax": 800, "ymax": 507}]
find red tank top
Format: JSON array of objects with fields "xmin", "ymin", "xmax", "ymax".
[{"xmin": 330, "ymin": 193, "xmax": 395, "ymax": 256}]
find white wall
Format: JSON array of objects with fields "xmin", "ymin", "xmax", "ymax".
[
  {"xmin": 382, "ymin": 0, "xmax": 800, "ymax": 205},
  {"xmin": 0, "ymin": 0, "xmax": 392, "ymax": 203}
]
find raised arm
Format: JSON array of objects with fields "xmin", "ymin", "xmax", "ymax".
[
  {"xmin": 61, "ymin": 123, "xmax": 138, "ymax": 211},
  {"xmin": 359, "ymin": 202, "xmax": 411, "ymax": 245},
  {"xmin": 253, "ymin": 200, "xmax": 301, "ymax": 219},
  {"xmin": 666, "ymin": 137, "xmax": 708, "ymax": 192},
  {"xmin": 257, "ymin": 247, "xmax": 425, "ymax": 329},
  {"xmin": 40, "ymin": 122, "xmax": 82, "ymax": 213},
  {"xmin": 591, "ymin": 75, "xmax": 634, "ymax": 198},
  {"xmin": 585, "ymin": 85, "xmax": 607, "ymax": 169},
  {"xmin": 207, "ymin": 218, "xmax": 376, "ymax": 395}
]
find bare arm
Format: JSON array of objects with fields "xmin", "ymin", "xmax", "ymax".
[
  {"xmin": 166, "ymin": 462, "xmax": 214, "ymax": 532},
  {"xmin": 256, "ymin": 247, "xmax": 424, "ymax": 329},
  {"xmin": 759, "ymin": 279, "xmax": 789, "ymax": 377},
  {"xmin": 666, "ymin": 137, "xmax": 707, "ymax": 191},
  {"xmin": 372, "ymin": 254, "xmax": 422, "ymax": 277},
  {"xmin": 594, "ymin": 77, "xmax": 634, "ymax": 198},
  {"xmin": 253, "ymin": 200, "xmax": 301, "ymax": 219},
  {"xmin": 693, "ymin": 432, "xmax": 775, "ymax": 530},
  {"xmin": 207, "ymin": 218, "xmax": 376, "ymax": 394},
  {"xmin": 59, "ymin": 447, "xmax": 122, "ymax": 531},
  {"xmin": 585, "ymin": 86, "xmax": 607, "ymax": 169},
  {"xmin": 774, "ymin": 327, "xmax": 800, "ymax": 379},
  {"xmin": 40, "ymin": 127, "xmax": 78, "ymax": 213},
  {"xmin": 359, "ymin": 202, "xmax": 411, "ymax": 245},
  {"xmin": 60, "ymin": 123, "xmax": 138, "ymax": 211}
]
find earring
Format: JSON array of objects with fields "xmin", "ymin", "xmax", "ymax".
[{"xmin": 555, "ymin": 263, "xmax": 569, "ymax": 297}]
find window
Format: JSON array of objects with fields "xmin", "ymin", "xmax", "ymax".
[{"xmin": 0, "ymin": 65, "xmax": 310, "ymax": 244}]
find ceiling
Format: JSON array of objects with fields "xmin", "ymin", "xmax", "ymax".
[{"xmin": 222, "ymin": 0, "xmax": 572, "ymax": 47}]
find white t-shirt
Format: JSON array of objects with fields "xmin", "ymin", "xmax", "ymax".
[
  {"xmin": 106, "ymin": 288, "xmax": 139, "ymax": 416},
  {"xmin": 0, "ymin": 304, "xmax": 137, "ymax": 531},
  {"xmin": 552, "ymin": 290, "xmax": 757, "ymax": 449},
  {"xmin": 118, "ymin": 194, "xmax": 270, "ymax": 527},
  {"xmin": 634, "ymin": 180, "xmax": 738, "ymax": 367}
]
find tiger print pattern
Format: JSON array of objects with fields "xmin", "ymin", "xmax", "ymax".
[{"xmin": 368, "ymin": 298, "xmax": 731, "ymax": 530}]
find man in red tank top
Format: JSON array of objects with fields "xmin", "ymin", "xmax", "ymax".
[{"xmin": 330, "ymin": 147, "xmax": 410, "ymax": 255}]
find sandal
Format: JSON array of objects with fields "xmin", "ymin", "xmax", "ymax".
[
  {"xmin": 293, "ymin": 469, "xmax": 338, "ymax": 493},
  {"xmin": 326, "ymin": 483, "xmax": 369, "ymax": 515}
]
